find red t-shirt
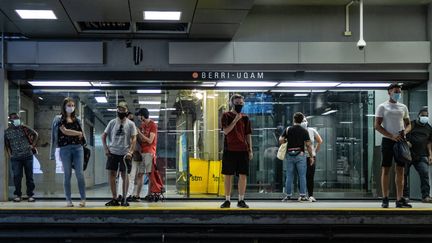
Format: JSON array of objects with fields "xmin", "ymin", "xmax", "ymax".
[
  {"xmin": 221, "ymin": 111, "xmax": 252, "ymax": 152},
  {"xmin": 140, "ymin": 120, "xmax": 158, "ymax": 154}
]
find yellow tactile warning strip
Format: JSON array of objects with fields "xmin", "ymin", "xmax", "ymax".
[{"xmin": 0, "ymin": 201, "xmax": 432, "ymax": 211}]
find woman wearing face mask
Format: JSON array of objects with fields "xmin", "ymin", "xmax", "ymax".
[{"xmin": 50, "ymin": 97, "xmax": 86, "ymax": 207}]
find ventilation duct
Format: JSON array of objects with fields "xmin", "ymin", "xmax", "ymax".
[
  {"xmin": 77, "ymin": 22, "xmax": 131, "ymax": 32},
  {"xmin": 135, "ymin": 22, "xmax": 189, "ymax": 33}
]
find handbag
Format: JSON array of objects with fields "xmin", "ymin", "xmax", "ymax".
[
  {"xmin": 393, "ymin": 139, "xmax": 412, "ymax": 165},
  {"xmin": 76, "ymin": 119, "xmax": 91, "ymax": 171},
  {"xmin": 277, "ymin": 142, "xmax": 287, "ymax": 160}
]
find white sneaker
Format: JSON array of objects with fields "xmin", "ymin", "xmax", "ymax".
[
  {"xmin": 309, "ymin": 196, "xmax": 317, "ymax": 202},
  {"xmin": 66, "ymin": 201, "xmax": 74, "ymax": 207},
  {"xmin": 298, "ymin": 196, "xmax": 309, "ymax": 202}
]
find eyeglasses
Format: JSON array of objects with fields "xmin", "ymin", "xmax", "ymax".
[{"xmin": 116, "ymin": 124, "xmax": 124, "ymax": 136}]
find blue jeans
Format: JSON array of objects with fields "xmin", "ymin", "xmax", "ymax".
[
  {"xmin": 285, "ymin": 153, "xmax": 307, "ymax": 196},
  {"xmin": 59, "ymin": 144, "xmax": 86, "ymax": 201},
  {"xmin": 403, "ymin": 156, "xmax": 430, "ymax": 199},
  {"xmin": 11, "ymin": 156, "xmax": 35, "ymax": 197}
]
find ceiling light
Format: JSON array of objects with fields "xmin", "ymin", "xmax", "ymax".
[
  {"xmin": 15, "ymin": 10, "xmax": 57, "ymax": 19},
  {"xmin": 137, "ymin": 89, "xmax": 161, "ymax": 94},
  {"xmin": 201, "ymin": 82, "xmax": 216, "ymax": 87},
  {"xmin": 139, "ymin": 101, "xmax": 161, "ymax": 105},
  {"xmin": 322, "ymin": 110, "xmax": 338, "ymax": 115},
  {"xmin": 365, "ymin": 114, "xmax": 376, "ymax": 117},
  {"xmin": 337, "ymin": 83, "xmax": 391, "ymax": 87},
  {"xmin": 107, "ymin": 109, "xmax": 117, "ymax": 112},
  {"xmin": 29, "ymin": 81, "xmax": 91, "ymax": 87},
  {"xmin": 160, "ymin": 108, "xmax": 176, "ymax": 111},
  {"xmin": 216, "ymin": 81, "xmax": 277, "ymax": 87},
  {"xmin": 144, "ymin": 11, "xmax": 181, "ymax": 20},
  {"xmin": 95, "ymin": 97, "xmax": 108, "ymax": 103},
  {"xmin": 294, "ymin": 94, "xmax": 309, "ymax": 97},
  {"xmin": 271, "ymin": 89, "xmax": 327, "ymax": 93},
  {"xmin": 149, "ymin": 115, "xmax": 159, "ymax": 119},
  {"xmin": 278, "ymin": 82, "xmax": 340, "ymax": 87},
  {"xmin": 147, "ymin": 109, "xmax": 160, "ymax": 112},
  {"xmin": 340, "ymin": 121, "xmax": 353, "ymax": 124}
]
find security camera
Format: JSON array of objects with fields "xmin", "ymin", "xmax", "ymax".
[{"xmin": 357, "ymin": 39, "xmax": 366, "ymax": 50}]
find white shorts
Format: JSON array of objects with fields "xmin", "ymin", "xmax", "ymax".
[{"xmin": 137, "ymin": 153, "xmax": 153, "ymax": 174}]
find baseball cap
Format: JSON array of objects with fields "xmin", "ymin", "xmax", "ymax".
[{"xmin": 117, "ymin": 101, "xmax": 128, "ymax": 110}]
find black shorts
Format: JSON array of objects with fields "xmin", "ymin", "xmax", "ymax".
[
  {"xmin": 381, "ymin": 138, "xmax": 404, "ymax": 167},
  {"xmin": 222, "ymin": 150, "xmax": 249, "ymax": 176},
  {"xmin": 106, "ymin": 154, "xmax": 132, "ymax": 173}
]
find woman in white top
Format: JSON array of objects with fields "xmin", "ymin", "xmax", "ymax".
[{"xmin": 301, "ymin": 118, "xmax": 323, "ymax": 202}]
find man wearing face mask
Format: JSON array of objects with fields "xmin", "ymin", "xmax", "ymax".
[
  {"xmin": 403, "ymin": 107, "xmax": 432, "ymax": 203},
  {"xmin": 135, "ymin": 108, "xmax": 158, "ymax": 200},
  {"xmin": 102, "ymin": 101, "xmax": 137, "ymax": 206},
  {"xmin": 5, "ymin": 113, "xmax": 38, "ymax": 202},
  {"xmin": 220, "ymin": 94, "xmax": 253, "ymax": 208},
  {"xmin": 375, "ymin": 83, "xmax": 412, "ymax": 208}
]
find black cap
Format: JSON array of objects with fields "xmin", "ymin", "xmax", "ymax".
[
  {"xmin": 418, "ymin": 106, "xmax": 428, "ymax": 115},
  {"xmin": 135, "ymin": 108, "xmax": 149, "ymax": 119}
]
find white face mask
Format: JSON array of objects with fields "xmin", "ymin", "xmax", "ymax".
[
  {"xmin": 65, "ymin": 106, "xmax": 75, "ymax": 114},
  {"xmin": 419, "ymin": 116, "xmax": 429, "ymax": 124},
  {"xmin": 300, "ymin": 121, "xmax": 308, "ymax": 129},
  {"xmin": 12, "ymin": 119, "xmax": 21, "ymax": 126}
]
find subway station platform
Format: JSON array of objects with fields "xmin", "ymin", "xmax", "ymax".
[{"xmin": 1, "ymin": 200, "xmax": 432, "ymax": 242}]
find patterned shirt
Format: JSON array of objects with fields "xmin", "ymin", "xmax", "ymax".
[{"xmin": 5, "ymin": 125, "xmax": 36, "ymax": 159}]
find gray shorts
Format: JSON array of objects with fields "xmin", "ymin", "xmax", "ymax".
[{"xmin": 137, "ymin": 153, "xmax": 153, "ymax": 174}]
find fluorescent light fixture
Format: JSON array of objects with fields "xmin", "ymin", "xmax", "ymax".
[
  {"xmin": 201, "ymin": 82, "xmax": 216, "ymax": 87},
  {"xmin": 322, "ymin": 110, "xmax": 338, "ymax": 115},
  {"xmin": 95, "ymin": 97, "xmax": 108, "ymax": 103},
  {"xmin": 38, "ymin": 97, "xmax": 44, "ymax": 100},
  {"xmin": 144, "ymin": 11, "xmax": 181, "ymax": 20},
  {"xmin": 15, "ymin": 10, "xmax": 57, "ymax": 19},
  {"xmin": 306, "ymin": 116, "xmax": 314, "ymax": 119},
  {"xmin": 215, "ymin": 89, "xmax": 268, "ymax": 93},
  {"xmin": 19, "ymin": 110, "xmax": 26, "ymax": 113},
  {"xmin": 160, "ymin": 108, "xmax": 176, "ymax": 111},
  {"xmin": 271, "ymin": 89, "xmax": 327, "ymax": 93},
  {"xmin": 337, "ymin": 83, "xmax": 391, "ymax": 88},
  {"xmin": 139, "ymin": 101, "xmax": 161, "ymax": 105},
  {"xmin": 207, "ymin": 95, "xmax": 215, "ymax": 99},
  {"xmin": 154, "ymin": 121, "xmax": 159, "ymax": 124},
  {"xmin": 107, "ymin": 109, "xmax": 117, "ymax": 112},
  {"xmin": 340, "ymin": 121, "xmax": 353, "ymax": 124},
  {"xmin": 137, "ymin": 89, "xmax": 161, "ymax": 94},
  {"xmin": 147, "ymin": 109, "xmax": 160, "ymax": 112},
  {"xmin": 294, "ymin": 93, "xmax": 309, "ymax": 97},
  {"xmin": 216, "ymin": 81, "xmax": 277, "ymax": 87},
  {"xmin": 149, "ymin": 115, "xmax": 159, "ymax": 119},
  {"xmin": 365, "ymin": 114, "xmax": 376, "ymax": 117},
  {"xmin": 278, "ymin": 82, "xmax": 340, "ymax": 87},
  {"xmin": 29, "ymin": 81, "xmax": 91, "ymax": 87}
]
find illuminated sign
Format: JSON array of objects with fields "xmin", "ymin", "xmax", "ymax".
[{"xmin": 192, "ymin": 71, "xmax": 264, "ymax": 80}]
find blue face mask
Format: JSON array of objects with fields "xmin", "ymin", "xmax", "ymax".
[
  {"xmin": 12, "ymin": 119, "xmax": 21, "ymax": 126},
  {"xmin": 419, "ymin": 116, "xmax": 429, "ymax": 124},
  {"xmin": 391, "ymin": 92, "xmax": 401, "ymax": 102}
]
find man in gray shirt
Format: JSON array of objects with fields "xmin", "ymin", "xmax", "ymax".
[{"xmin": 102, "ymin": 101, "xmax": 137, "ymax": 206}]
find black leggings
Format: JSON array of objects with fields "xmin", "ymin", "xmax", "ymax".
[{"xmin": 306, "ymin": 157, "xmax": 316, "ymax": 196}]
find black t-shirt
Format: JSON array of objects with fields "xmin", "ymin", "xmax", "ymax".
[
  {"xmin": 281, "ymin": 125, "xmax": 310, "ymax": 152},
  {"xmin": 406, "ymin": 120, "xmax": 432, "ymax": 159}
]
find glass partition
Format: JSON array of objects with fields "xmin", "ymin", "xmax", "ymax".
[{"xmin": 6, "ymin": 83, "xmax": 427, "ymax": 199}]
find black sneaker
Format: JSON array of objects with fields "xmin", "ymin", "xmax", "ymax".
[
  {"xmin": 126, "ymin": 195, "xmax": 133, "ymax": 202},
  {"xmin": 105, "ymin": 199, "xmax": 120, "ymax": 206},
  {"xmin": 116, "ymin": 195, "xmax": 123, "ymax": 201},
  {"xmin": 220, "ymin": 200, "xmax": 231, "ymax": 208},
  {"xmin": 381, "ymin": 197, "xmax": 389, "ymax": 208},
  {"xmin": 132, "ymin": 196, "xmax": 141, "ymax": 202},
  {"xmin": 396, "ymin": 198, "xmax": 412, "ymax": 208},
  {"xmin": 121, "ymin": 200, "xmax": 130, "ymax": 207},
  {"xmin": 237, "ymin": 200, "xmax": 249, "ymax": 208}
]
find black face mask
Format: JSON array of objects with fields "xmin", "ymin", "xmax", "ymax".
[
  {"xmin": 117, "ymin": 112, "xmax": 127, "ymax": 120},
  {"xmin": 234, "ymin": 104, "xmax": 243, "ymax": 113}
]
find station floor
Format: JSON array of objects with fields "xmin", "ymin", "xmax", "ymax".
[{"xmin": 1, "ymin": 199, "xmax": 432, "ymax": 211}]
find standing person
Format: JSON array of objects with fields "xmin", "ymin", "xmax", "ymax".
[
  {"xmin": 5, "ymin": 113, "xmax": 38, "ymax": 202},
  {"xmin": 375, "ymin": 83, "xmax": 412, "ymax": 208},
  {"xmin": 300, "ymin": 118, "xmax": 323, "ymax": 202},
  {"xmin": 126, "ymin": 111, "xmax": 143, "ymax": 202},
  {"xmin": 403, "ymin": 107, "xmax": 432, "ymax": 203},
  {"xmin": 135, "ymin": 108, "xmax": 158, "ymax": 200},
  {"xmin": 220, "ymin": 94, "xmax": 253, "ymax": 209},
  {"xmin": 280, "ymin": 112, "xmax": 314, "ymax": 202},
  {"xmin": 50, "ymin": 97, "xmax": 86, "ymax": 207},
  {"xmin": 102, "ymin": 101, "xmax": 137, "ymax": 207}
]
